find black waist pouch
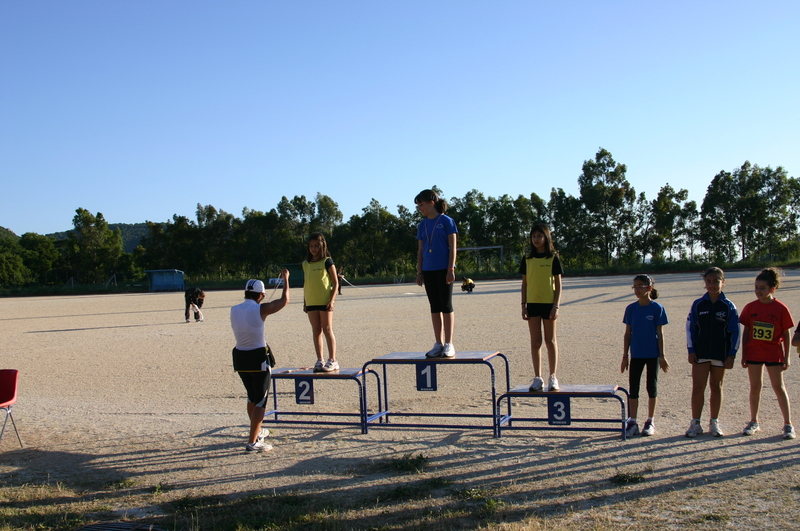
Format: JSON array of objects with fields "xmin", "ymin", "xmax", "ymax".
[{"xmin": 233, "ymin": 346, "xmax": 270, "ymax": 371}]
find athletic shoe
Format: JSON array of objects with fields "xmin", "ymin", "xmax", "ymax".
[
  {"xmin": 185, "ymin": 319, "xmax": 190, "ymax": 323},
  {"xmin": 257, "ymin": 428, "xmax": 270, "ymax": 442},
  {"xmin": 196, "ymin": 319, "xmax": 203, "ymax": 322},
  {"xmin": 546, "ymin": 374, "xmax": 560, "ymax": 392},
  {"xmin": 742, "ymin": 421, "xmax": 760, "ymax": 436},
  {"xmin": 710, "ymin": 419, "xmax": 724, "ymax": 437},
  {"xmin": 641, "ymin": 420, "xmax": 655, "ymax": 436},
  {"xmin": 313, "ymin": 360, "xmax": 324, "ymax": 372},
  {"xmin": 625, "ymin": 419, "xmax": 640, "ymax": 437},
  {"xmin": 441, "ymin": 343, "xmax": 456, "ymax": 358},
  {"xmin": 529, "ymin": 376, "xmax": 544, "ymax": 392},
  {"xmin": 245, "ymin": 441, "xmax": 273, "ymax": 453},
  {"xmin": 783, "ymin": 424, "xmax": 796, "ymax": 440},
  {"xmin": 322, "ymin": 359, "xmax": 340, "ymax": 372},
  {"xmin": 685, "ymin": 420, "xmax": 704, "ymax": 438},
  {"xmin": 425, "ymin": 343, "xmax": 444, "ymax": 358}
]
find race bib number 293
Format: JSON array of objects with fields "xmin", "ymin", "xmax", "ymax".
[{"xmin": 752, "ymin": 321, "xmax": 774, "ymax": 341}]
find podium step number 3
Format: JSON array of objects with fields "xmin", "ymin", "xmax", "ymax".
[{"xmin": 548, "ymin": 395, "xmax": 570, "ymax": 425}]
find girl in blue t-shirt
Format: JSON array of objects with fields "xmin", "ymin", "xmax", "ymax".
[
  {"xmin": 621, "ymin": 274, "xmax": 671, "ymax": 436},
  {"xmin": 415, "ymin": 189, "xmax": 458, "ymax": 358}
]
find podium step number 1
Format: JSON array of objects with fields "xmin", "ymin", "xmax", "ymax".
[{"xmin": 416, "ymin": 363, "xmax": 437, "ymax": 391}]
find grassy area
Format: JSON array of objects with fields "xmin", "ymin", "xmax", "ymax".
[
  {"xmin": 3, "ymin": 258, "xmax": 798, "ymax": 298},
  {"xmin": 0, "ymin": 456, "xmax": 543, "ymax": 531}
]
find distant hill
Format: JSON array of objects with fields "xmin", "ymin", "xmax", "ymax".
[
  {"xmin": 0, "ymin": 226, "xmax": 18, "ymax": 241},
  {"xmin": 47, "ymin": 223, "xmax": 151, "ymax": 254}
]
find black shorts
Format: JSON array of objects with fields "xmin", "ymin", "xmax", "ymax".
[
  {"xmin": 746, "ymin": 360, "xmax": 783, "ymax": 367},
  {"xmin": 526, "ymin": 303, "xmax": 554, "ymax": 320},
  {"xmin": 422, "ymin": 269, "xmax": 454, "ymax": 314},
  {"xmin": 238, "ymin": 369, "xmax": 272, "ymax": 407},
  {"xmin": 305, "ymin": 305, "xmax": 329, "ymax": 312}
]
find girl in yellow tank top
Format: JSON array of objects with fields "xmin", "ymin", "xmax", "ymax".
[{"xmin": 519, "ymin": 223, "xmax": 564, "ymax": 392}]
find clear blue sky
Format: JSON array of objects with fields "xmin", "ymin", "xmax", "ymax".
[{"xmin": 2, "ymin": 1, "xmax": 798, "ymax": 236}]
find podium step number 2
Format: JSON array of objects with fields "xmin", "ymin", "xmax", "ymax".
[{"xmin": 295, "ymin": 378, "xmax": 315, "ymax": 404}]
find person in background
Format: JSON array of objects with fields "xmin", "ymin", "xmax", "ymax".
[{"xmin": 184, "ymin": 287, "xmax": 205, "ymax": 322}]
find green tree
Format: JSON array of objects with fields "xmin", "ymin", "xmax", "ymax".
[
  {"xmin": 676, "ymin": 199, "xmax": 700, "ymax": 260},
  {"xmin": 19, "ymin": 233, "xmax": 59, "ymax": 283},
  {"xmin": 311, "ymin": 193, "xmax": 343, "ymax": 236},
  {"xmin": 625, "ymin": 192, "xmax": 654, "ymax": 264},
  {"xmin": 0, "ymin": 237, "xmax": 31, "ymax": 287},
  {"xmin": 651, "ymin": 185, "xmax": 691, "ymax": 261},
  {"xmin": 548, "ymin": 188, "xmax": 593, "ymax": 269},
  {"xmin": 139, "ymin": 215, "xmax": 202, "ymax": 274},
  {"xmin": 700, "ymin": 162, "xmax": 796, "ymax": 261},
  {"xmin": 63, "ymin": 209, "xmax": 124, "ymax": 284},
  {"xmin": 448, "ymin": 189, "xmax": 489, "ymax": 249},
  {"xmin": 578, "ymin": 148, "xmax": 636, "ymax": 266},
  {"xmin": 231, "ymin": 207, "xmax": 283, "ymax": 278},
  {"xmin": 333, "ymin": 199, "xmax": 415, "ymax": 277},
  {"xmin": 276, "ymin": 195, "xmax": 319, "ymax": 260},
  {"xmin": 196, "ymin": 204, "xmax": 236, "ymax": 279}
]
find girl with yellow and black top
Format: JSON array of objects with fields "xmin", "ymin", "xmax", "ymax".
[
  {"xmin": 303, "ymin": 233, "xmax": 340, "ymax": 372},
  {"xmin": 519, "ymin": 223, "xmax": 564, "ymax": 392}
]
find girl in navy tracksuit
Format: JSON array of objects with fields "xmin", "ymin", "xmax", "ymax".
[{"xmin": 685, "ymin": 267, "xmax": 740, "ymax": 438}]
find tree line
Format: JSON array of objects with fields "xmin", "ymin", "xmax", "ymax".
[{"xmin": 2, "ymin": 148, "xmax": 799, "ymax": 289}]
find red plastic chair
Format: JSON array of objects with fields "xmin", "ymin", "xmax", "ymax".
[{"xmin": 0, "ymin": 369, "xmax": 23, "ymax": 447}]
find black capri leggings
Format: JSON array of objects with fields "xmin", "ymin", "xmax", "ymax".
[
  {"xmin": 422, "ymin": 269, "xmax": 454, "ymax": 314},
  {"xmin": 629, "ymin": 357, "xmax": 659, "ymax": 400}
]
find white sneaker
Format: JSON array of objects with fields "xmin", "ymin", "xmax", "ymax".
[
  {"xmin": 425, "ymin": 343, "xmax": 444, "ymax": 358},
  {"xmin": 245, "ymin": 441, "xmax": 273, "ymax": 453},
  {"xmin": 641, "ymin": 419, "xmax": 655, "ymax": 436},
  {"xmin": 441, "ymin": 343, "xmax": 456, "ymax": 358},
  {"xmin": 313, "ymin": 359, "xmax": 324, "ymax": 372},
  {"xmin": 743, "ymin": 421, "xmax": 760, "ymax": 436},
  {"xmin": 321, "ymin": 359, "xmax": 340, "ymax": 372},
  {"xmin": 710, "ymin": 419, "xmax": 724, "ymax": 437},
  {"xmin": 529, "ymin": 376, "xmax": 544, "ymax": 392},
  {"xmin": 257, "ymin": 428, "xmax": 270, "ymax": 442},
  {"xmin": 625, "ymin": 419, "xmax": 639, "ymax": 437},
  {"xmin": 546, "ymin": 374, "xmax": 559, "ymax": 392},
  {"xmin": 685, "ymin": 420, "xmax": 703, "ymax": 438},
  {"xmin": 783, "ymin": 424, "xmax": 796, "ymax": 440}
]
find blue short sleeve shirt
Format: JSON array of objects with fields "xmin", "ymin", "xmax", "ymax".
[{"xmin": 623, "ymin": 301, "xmax": 669, "ymax": 358}]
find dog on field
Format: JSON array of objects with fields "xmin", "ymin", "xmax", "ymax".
[{"xmin": 461, "ymin": 277, "xmax": 475, "ymax": 293}]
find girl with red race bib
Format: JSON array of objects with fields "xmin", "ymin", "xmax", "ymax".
[{"xmin": 739, "ymin": 268, "xmax": 795, "ymax": 439}]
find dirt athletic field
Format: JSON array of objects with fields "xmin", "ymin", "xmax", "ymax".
[{"xmin": 2, "ymin": 270, "xmax": 800, "ymax": 529}]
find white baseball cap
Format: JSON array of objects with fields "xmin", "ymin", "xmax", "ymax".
[{"xmin": 245, "ymin": 279, "xmax": 266, "ymax": 293}]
